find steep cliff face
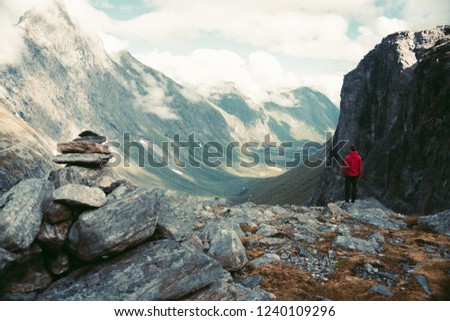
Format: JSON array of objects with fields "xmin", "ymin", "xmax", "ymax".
[{"xmin": 310, "ymin": 26, "xmax": 450, "ymax": 214}]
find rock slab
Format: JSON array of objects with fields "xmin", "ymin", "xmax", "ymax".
[
  {"xmin": 53, "ymin": 153, "xmax": 112, "ymax": 166},
  {"xmin": 53, "ymin": 184, "xmax": 106, "ymax": 208},
  {"xmin": 68, "ymin": 188, "xmax": 160, "ymax": 261},
  {"xmin": 0, "ymin": 179, "xmax": 53, "ymax": 251},
  {"xmin": 39, "ymin": 239, "xmax": 224, "ymax": 300}
]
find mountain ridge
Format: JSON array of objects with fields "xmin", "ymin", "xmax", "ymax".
[{"xmin": 0, "ymin": 1, "xmax": 338, "ymax": 196}]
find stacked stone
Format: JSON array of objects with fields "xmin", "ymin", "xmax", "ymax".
[{"xmin": 53, "ymin": 130, "xmax": 112, "ymax": 166}]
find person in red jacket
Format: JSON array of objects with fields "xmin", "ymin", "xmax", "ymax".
[{"xmin": 342, "ymin": 145, "xmax": 362, "ymax": 203}]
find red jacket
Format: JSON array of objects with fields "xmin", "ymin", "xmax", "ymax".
[{"xmin": 342, "ymin": 151, "xmax": 362, "ymax": 177}]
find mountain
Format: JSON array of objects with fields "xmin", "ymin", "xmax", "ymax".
[
  {"xmin": 0, "ymin": 109, "xmax": 55, "ymax": 195},
  {"xmin": 209, "ymin": 85, "xmax": 339, "ymax": 145},
  {"xmin": 0, "ymin": 1, "xmax": 338, "ymax": 197},
  {"xmin": 309, "ymin": 25, "xmax": 450, "ymax": 214}
]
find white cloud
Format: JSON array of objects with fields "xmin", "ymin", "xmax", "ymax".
[
  {"xmin": 2, "ymin": 0, "xmax": 447, "ymax": 108},
  {"xmin": 135, "ymin": 49, "xmax": 306, "ymax": 105}
]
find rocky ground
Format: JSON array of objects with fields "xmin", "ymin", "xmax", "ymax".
[
  {"xmin": 0, "ymin": 133, "xmax": 449, "ymax": 301},
  {"xmin": 195, "ymin": 200, "xmax": 450, "ymax": 300}
]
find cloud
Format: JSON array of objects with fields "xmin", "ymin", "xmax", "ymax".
[
  {"xmin": 0, "ymin": 1, "xmax": 29, "ymax": 65},
  {"xmin": 135, "ymin": 49, "xmax": 307, "ymax": 104}
]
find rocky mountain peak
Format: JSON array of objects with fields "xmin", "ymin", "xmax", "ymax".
[{"xmin": 310, "ymin": 25, "xmax": 450, "ymax": 214}]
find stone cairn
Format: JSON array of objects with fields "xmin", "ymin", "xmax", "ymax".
[{"xmin": 52, "ymin": 130, "xmax": 112, "ymax": 167}]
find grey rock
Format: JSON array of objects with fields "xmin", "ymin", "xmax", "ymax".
[
  {"xmin": 156, "ymin": 190, "xmax": 196, "ymax": 241},
  {"xmin": 327, "ymin": 203, "xmax": 347, "ymax": 216},
  {"xmin": 44, "ymin": 201, "xmax": 72, "ymax": 224},
  {"xmin": 364, "ymin": 263, "xmax": 376, "ymax": 274},
  {"xmin": 228, "ymin": 205, "xmax": 276, "ymax": 224},
  {"xmin": 68, "ymin": 187, "xmax": 161, "ymax": 261},
  {"xmin": 239, "ymin": 275, "xmax": 263, "ymax": 289},
  {"xmin": 256, "ymin": 224, "xmax": 278, "ymax": 237},
  {"xmin": 53, "ymin": 153, "xmax": 112, "ymax": 166},
  {"xmin": 347, "ymin": 208, "xmax": 405, "ymax": 230},
  {"xmin": 259, "ymin": 237, "xmax": 286, "ymax": 246},
  {"xmin": 0, "ymin": 179, "xmax": 53, "ymax": 251},
  {"xmin": 333, "ymin": 235, "xmax": 381, "ymax": 254},
  {"xmin": 39, "ymin": 239, "xmax": 224, "ymax": 300},
  {"xmin": 187, "ymin": 281, "xmax": 274, "ymax": 301},
  {"xmin": 290, "ymin": 233, "xmax": 316, "ymax": 244},
  {"xmin": 50, "ymin": 165, "xmax": 123, "ymax": 193},
  {"xmin": 198, "ymin": 220, "xmax": 245, "ymax": 242},
  {"xmin": 48, "ymin": 252, "xmax": 70, "ymax": 275},
  {"xmin": 208, "ymin": 229, "xmax": 248, "ymax": 271},
  {"xmin": 418, "ymin": 210, "xmax": 450, "ymax": 236},
  {"xmin": 248, "ymin": 254, "xmax": 281, "ymax": 268},
  {"xmin": 369, "ymin": 232, "xmax": 385, "ymax": 245},
  {"xmin": 181, "ymin": 234, "xmax": 203, "ymax": 252},
  {"xmin": 57, "ymin": 141, "xmax": 111, "ymax": 154},
  {"xmin": 106, "ymin": 182, "xmax": 137, "ymax": 201},
  {"xmin": 53, "ymin": 184, "xmax": 106, "ymax": 208},
  {"xmin": 368, "ymin": 284, "xmax": 393, "ymax": 297},
  {"xmin": 415, "ymin": 274, "xmax": 432, "ymax": 296},
  {"xmin": 37, "ymin": 221, "xmax": 71, "ymax": 252}
]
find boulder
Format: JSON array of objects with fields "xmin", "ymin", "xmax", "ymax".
[
  {"xmin": 44, "ymin": 201, "xmax": 72, "ymax": 224},
  {"xmin": 38, "ymin": 239, "xmax": 224, "ymax": 300},
  {"xmin": 0, "ymin": 244, "xmax": 49, "ymax": 294},
  {"xmin": 53, "ymin": 184, "xmax": 106, "ymax": 208},
  {"xmin": 418, "ymin": 209, "xmax": 450, "ymax": 236},
  {"xmin": 68, "ymin": 188, "xmax": 161, "ymax": 261},
  {"xmin": 0, "ymin": 179, "xmax": 53, "ymax": 251},
  {"xmin": 156, "ymin": 190, "xmax": 196, "ymax": 241},
  {"xmin": 50, "ymin": 165, "xmax": 123, "ymax": 193},
  {"xmin": 208, "ymin": 229, "xmax": 248, "ymax": 271},
  {"xmin": 256, "ymin": 224, "xmax": 279, "ymax": 236},
  {"xmin": 37, "ymin": 221, "xmax": 71, "ymax": 252},
  {"xmin": 199, "ymin": 220, "xmax": 245, "ymax": 242},
  {"xmin": 57, "ymin": 141, "xmax": 110, "ymax": 154},
  {"xmin": 248, "ymin": 254, "xmax": 281, "ymax": 268},
  {"xmin": 332, "ymin": 234, "xmax": 383, "ymax": 254},
  {"xmin": 53, "ymin": 153, "xmax": 112, "ymax": 166}
]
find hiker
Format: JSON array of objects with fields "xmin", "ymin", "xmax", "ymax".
[{"xmin": 342, "ymin": 145, "xmax": 362, "ymax": 203}]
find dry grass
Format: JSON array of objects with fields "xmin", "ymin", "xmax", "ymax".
[{"xmin": 237, "ymin": 225, "xmax": 450, "ymax": 301}]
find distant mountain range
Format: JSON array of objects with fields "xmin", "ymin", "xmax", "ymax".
[{"xmin": 0, "ymin": 1, "xmax": 338, "ymax": 197}]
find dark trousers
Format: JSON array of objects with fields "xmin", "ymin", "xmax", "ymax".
[{"xmin": 345, "ymin": 176, "xmax": 358, "ymax": 203}]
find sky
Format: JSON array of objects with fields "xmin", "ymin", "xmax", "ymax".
[{"xmin": 1, "ymin": 0, "xmax": 449, "ymax": 106}]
